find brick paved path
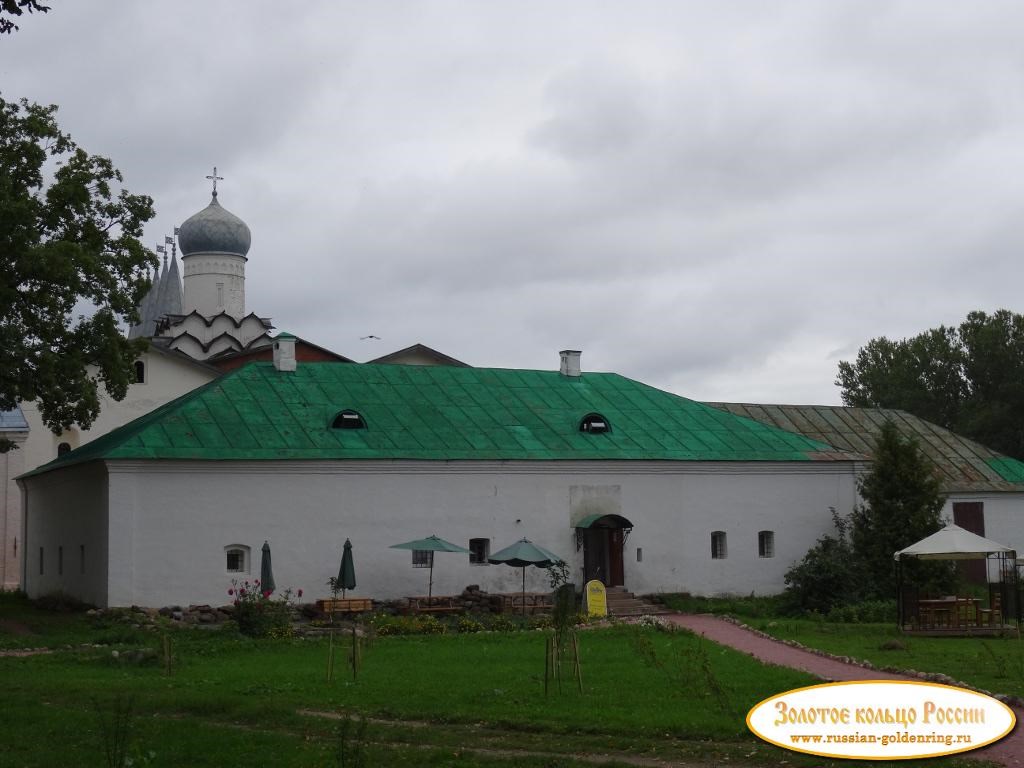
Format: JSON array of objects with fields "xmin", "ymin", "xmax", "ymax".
[{"xmin": 668, "ymin": 614, "xmax": 1022, "ymax": 767}]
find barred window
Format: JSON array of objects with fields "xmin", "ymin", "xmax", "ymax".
[
  {"xmin": 225, "ymin": 544, "xmax": 250, "ymax": 573},
  {"xmin": 469, "ymin": 538, "xmax": 490, "ymax": 565},
  {"xmin": 412, "ymin": 550, "xmax": 433, "ymax": 569},
  {"xmin": 758, "ymin": 530, "xmax": 775, "ymax": 558},
  {"xmin": 711, "ymin": 531, "xmax": 727, "ymax": 560}
]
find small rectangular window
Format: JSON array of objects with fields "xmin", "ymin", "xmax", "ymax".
[
  {"xmin": 412, "ymin": 550, "xmax": 434, "ymax": 569},
  {"xmin": 226, "ymin": 550, "xmax": 245, "ymax": 572},
  {"xmin": 80, "ymin": 545, "xmax": 85, "ymax": 575},
  {"xmin": 636, "ymin": 547, "xmax": 643, "ymax": 562},
  {"xmin": 39, "ymin": 546, "xmax": 44, "ymax": 575},
  {"xmin": 758, "ymin": 530, "xmax": 775, "ymax": 558},
  {"xmin": 58, "ymin": 545, "xmax": 63, "ymax": 576},
  {"xmin": 216, "ymin": 283, "xmax": 224, "ymax": 308},
  {"xmin": 711, "ymin": 531, "xmax": 727, "ymax": 560},
  {"xmin": 469, "ymin": 538, "xmax": 490, "ymax": 565}
]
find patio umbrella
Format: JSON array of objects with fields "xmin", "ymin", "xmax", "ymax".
[
  {"xmin": 488, "ymin": 538, "xmax": 565, "ymax": 614},
  {"xmin": 390, "ymin": 535, "xmax": 470, "ymax": 599},
  {"xmin": 337, "ymin": 539, "xmax": 356, "ymax": 598},
  {"xmin": 260, "ymin": 540, "xmax": 276, "ymax": 595}
]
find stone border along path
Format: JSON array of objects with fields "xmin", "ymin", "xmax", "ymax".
[{"xmin": 668, "ymin": 614, "xmax": 1023, "ymax": 768}]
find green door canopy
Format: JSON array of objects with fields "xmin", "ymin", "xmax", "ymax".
[{"xmin": 574, "ymin": 513, "xmax": 634, "ymax": 529}]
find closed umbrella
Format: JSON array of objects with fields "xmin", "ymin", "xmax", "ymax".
[
  {"xmin": 338, "ymin": 539, "xmax": 357, "ymax": 598},
  {"xmin": 260, "ymin": 540, "xmax": 276, "ymax": 595},
  {"xmin": 390, "ymin": 535, "xmax": 470, "ymax": 599},
  {"xmin": 488, "ymin": 538, "xmax": 564, "ymax": 614}
]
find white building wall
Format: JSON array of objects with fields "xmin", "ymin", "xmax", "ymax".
[
  {"xmin": 0, "ymin": 430, "xmax": 27, "ymax": 588},
  {"xmin": 943, "ymin": 493, "xmax": 1024, "ymax": 554},
  {"xmin": 96, "ymin": 459, "xmax": 858, "ymax": 608},
  {"xmin": 21, "ymin": 462, "xmax": 108, "ymax": 606},
  {"xmin": 3, "ymin": 353, "xmax": 216, "ymax": 589}
]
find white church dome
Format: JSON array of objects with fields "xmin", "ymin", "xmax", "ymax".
[{"xmin": 178, "ymin": 193, "xmax": 251, "ymax": 257}]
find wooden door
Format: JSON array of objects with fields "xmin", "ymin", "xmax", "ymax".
[
  {"xmin": 608, "ymin": 529, "xmax": 624, "ymax": 586},
  {"xmin": 953, "ymin": 502, "xmax": 986, "ymax": 584}
]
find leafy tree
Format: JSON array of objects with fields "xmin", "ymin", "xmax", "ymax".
[
  {"xmin": 784, "ymin": 423, "xmax": 951, "ymax": 613},
  {"xmin": 782, "ymin": 509, "xmax": 862, "ymax": 614},
  {"xmin": 837, "ymin": 310, "xmax": 1024, "ymax": 459},
  {"xmin": 0, "ymin": 0, "xmax": 48, "ymax": 34},
  {"xmin": 0, "ymin": 96, "xmax": 155, "ymax": 450},
  {"xmin": 849, "ymin": 421, "xmax": 950, "ymax": 600}
]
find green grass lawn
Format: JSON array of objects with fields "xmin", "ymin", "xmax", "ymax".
[
  {"xmin": 738, "ymin": 615, "xmax": 1024, "ymax": 697},
  {"xmin": 0, "ymin": 594, "xmax": 1000, "ymax": 768}
]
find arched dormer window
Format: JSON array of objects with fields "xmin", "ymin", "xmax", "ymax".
[
  {"xmin": 57, "ymin": 442, "xmax": 72, "ymax": 457},
  {"xmin": 134, "ymin": 360, "xmax": 146, "ymax": 384},
  {"xmin": 579, "ymin": 412, "xmax": 610, "ymax": 434},
  {"xmin": 331, "ymin": 410, "xmax": 367, "ymax": 430}
]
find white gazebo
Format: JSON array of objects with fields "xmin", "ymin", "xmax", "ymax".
[{"xmin": 895, "ymin": 523, "xmax": 1018, "ymax": 634}]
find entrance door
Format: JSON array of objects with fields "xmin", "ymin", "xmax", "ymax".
[
  {"xmin": 579, "ymin": 516, "xmax": 631, "ymax": 587},
  {"xmin": 608, "ymin": 529, "xmax": 624, "ymax": 586},
  {"xmin": 953, "ymin": 502, "xmax": 986, "ymax": 584},
  {"xmin": 582, "ymin": 529, "xmax": 608, "ymax": 584}
]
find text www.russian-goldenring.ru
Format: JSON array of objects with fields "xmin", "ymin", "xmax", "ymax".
[{"xmin": 790, "ymin": 732, "xmax": 972, "ymax": 747}]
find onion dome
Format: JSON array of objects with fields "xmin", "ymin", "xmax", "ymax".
[{"xmin": 177, "ymin": 193, "xmax": 251, "ymax": 257}]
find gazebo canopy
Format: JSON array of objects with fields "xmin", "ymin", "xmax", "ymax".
[{"xmin": 894, "ymin": 523, "xmax": 1016, "ymax": 561}]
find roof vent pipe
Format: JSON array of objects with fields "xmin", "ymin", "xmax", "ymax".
[
  {"xmin": 273, "ymin": 334, "xmax": 297, "ymax": 372},
  {"xmin": 559, "ymin": 349, "xmax": 582, "ymax": 377}
]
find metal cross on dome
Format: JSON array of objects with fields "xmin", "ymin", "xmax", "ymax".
[{"xmin": 206, "ymin": 166, "xmax": 224, "ymax": 195}]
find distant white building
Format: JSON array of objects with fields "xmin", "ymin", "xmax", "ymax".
[
  {"xmin": 709, "ymin": 403, "xmax": 1024, "ymax": 560},
  {"xmin": 3, "ymin": 181, "xmax": 468, "ymax": 591}
]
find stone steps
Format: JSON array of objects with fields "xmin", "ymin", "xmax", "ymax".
[{"xmin": 603, "ymin": 586, "xmax": 671, "ymax": 617}]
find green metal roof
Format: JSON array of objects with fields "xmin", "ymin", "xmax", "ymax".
[
  {"xmin": 25, "ymin": 363, "xmax": 854, "ymax": 477},
  {"xmin": 708, "ymin": 402, "xmax": 1024, "ymax": 493}
]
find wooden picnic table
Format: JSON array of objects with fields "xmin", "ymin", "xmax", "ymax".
[
  {"xmin": 917, "ymin": 597, "xmax": 980, "ymax": 629},
  {"xmin": 406, "ymin": 595, "xmax": 461, "ymax": 614}
]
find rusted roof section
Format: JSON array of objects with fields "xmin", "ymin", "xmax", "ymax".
[{"xmin": 707, "ymin": 403, "xmax": 1024, "ymax": 493}]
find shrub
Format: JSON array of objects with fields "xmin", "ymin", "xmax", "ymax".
[
  {"xmin": 34, "ymin": 590, "xmax": 93, "ymax": 612},
  {"xmin": 658, "ymin": 592, "xmax": 783, "ymax": 618},
  {"xmin": 229, "ymin": 580, "xmax": 298, "ymax": 638},
  {"xmin": 485, "ymin": 615, "xmax": 518, "ymax": 632},
  {"xmin": 826, "ymin": 600, "xmax": 897, "ymax": 624},
  {"xmin": 455, "ymin": 616, "xmax": 485, "ymax": 634},
  {"xmin": 781, "ymin": 509, "xmax": 862, "ymax": 615},
  {"xmin": 369, "ymin": 614, "xmax": 447, "ymax": 636}
]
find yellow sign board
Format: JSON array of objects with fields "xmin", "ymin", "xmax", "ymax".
[{"xmin": 585, "ymin": 580, "xmax": 607, "ymax": 617}]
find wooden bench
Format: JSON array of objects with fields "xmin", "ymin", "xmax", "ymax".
[
  {"xmin": 500, "ymin": 592, "xmax": 554, "ymax": 614},
  {"xmin": 406, "ymin": 596, "xmax": 461, "ymax": 614},
  {"xmin": 316, "ymin": 597, "xmax": 373, "ymax": 615}
]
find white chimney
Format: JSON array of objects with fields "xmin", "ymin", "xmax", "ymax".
[
  {"xmin": 273, "ymin": 334, "xmax": 297, "ymax": 372},
  {"xmin": 559, "ymin": 349, "xmax": 582, "ymax": 377}
]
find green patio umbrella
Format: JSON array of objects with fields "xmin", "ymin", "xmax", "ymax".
[
  {"xmin": 390, "ymin": 535, "xmax": 470, "ymax": 599},
  {"xmin": 488, "ymin": 538, "xmax": 564, "ymax": 614},
  {"xmin": 337, "ymin": 539, "xmax": 356, "ymax": 598},
  {"xmin": 260, "ymin": 540, "xmax": 276, "ymax": 595}
]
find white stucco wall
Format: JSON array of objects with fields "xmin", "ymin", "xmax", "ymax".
[
  {"xmin": 21, "ymin": 462, "xmax": 109, "ymax": 606},
  {"xmin": 2, "ymin": 352, "xmax": 216, "ymax": 589},
  {"xmin": 84, "ymin": 459, "xmax": 859, "ymax": 608},
  {"xmin": 0, "ymin": 430, "xmax": 27, "ymax": 589},
  {"xmin": 943, "ymin": 493, "xmax": 1024, "ymax": 553}
]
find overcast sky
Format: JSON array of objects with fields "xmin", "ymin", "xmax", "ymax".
[{"xmin": 4, "ymin": 1, "xmax": 1023, "ymax": 404}]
